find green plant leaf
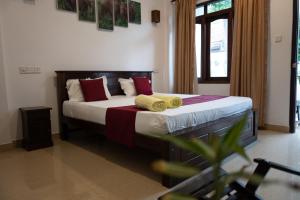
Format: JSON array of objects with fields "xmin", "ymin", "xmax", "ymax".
[
  {"xmin": 222, "ymin": 115, "xmax": 247, "ymax": 148},
  {"xmin": 231, "ymin": 145, "xmax": 251, "ymax": 162},
  {"xmin": 209, "ymin": 135, "xmax": 225, "ymax": 162},
  {"xmin": 152, "ymin": 160, "xmax": 200, "ymax": 178},
  {"xmin": 161, "ymin": 193, "xmax": 197, "ymax": 200},
  {"xmin": 212, "ymin": 179, "xmax": 226, "ymax": 200},
  {"xmin": 157, "ymin": 134, "xmax": 216, "ymax": 162},
  {"xmin": 191, "ymin": 138, "xmax": 216, "ymax": 160},
  {"xmin": 224, "ymin": 171, "xmax": 268, "ymax": 186},
  {"xmin": 209, "ymin": 135, "xmax": 221, "ymax": 150}
]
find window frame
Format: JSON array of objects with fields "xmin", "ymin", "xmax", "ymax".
[{"xmin": 196, "ymin": 0, "xmax": 234, "ymax": 84}]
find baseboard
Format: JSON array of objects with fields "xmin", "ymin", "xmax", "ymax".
[
  {"xmin": 0, "ymin": 143, "xmax": 16, "ymax": 152},
  {"xmin": 0, "ymin": 133, "xmax": 60, "ymax": 152},
  {"xmin": 52, "ymin": 133, "xmax": 60, "ymax": 139},
  {"xmin": 264, "ymin": 124, "xmax": 290, "ymax": 133}
]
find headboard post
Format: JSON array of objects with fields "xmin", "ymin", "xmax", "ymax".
[
  {"xmin": 55, "ymin": 71, "xmax": 153, "ymax": 139},
  {"xmin": 56, "ymin": 71, "xmax": 69, "ymax": 139}
]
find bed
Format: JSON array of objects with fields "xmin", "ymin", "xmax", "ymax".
[{"xmin": 56, "ymin": 71, "xmax": 258, "ymax": 187}]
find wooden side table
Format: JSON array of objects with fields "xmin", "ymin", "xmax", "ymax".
[{"xmin": 20, "ymin": 107, "xmax": 53, "ymax": 151}]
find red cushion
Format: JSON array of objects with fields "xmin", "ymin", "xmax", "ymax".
[
  {"xmin": 79, "ymin": 79, "xmax": 108, "ymax": 102},
  {"xmin": 132, "ymin": 77, "xmax": 153, "ymax": 95}
]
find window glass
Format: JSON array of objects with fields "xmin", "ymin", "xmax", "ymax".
[
  {"xmin": 196, "ymin": 6, "xmax": 204, "ymax": 17},
  {"xmin": 208, "ymin": 0, "xmax": 232, "ymax": 14},
  {"xmin": 210, "ymin": 19, "xmax": 228, "ymax": 77},
  {"xmin": 195, "ymin": 24, "xmax": 202, "ymax": 78},
  {"xmin": 195, "ymin": 0, "xmax": 233, "ymax": 82}
]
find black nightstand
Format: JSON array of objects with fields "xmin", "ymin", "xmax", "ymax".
[{"xmin": 20, "ymin": 107, "xmax": 53, "ymax": 151}]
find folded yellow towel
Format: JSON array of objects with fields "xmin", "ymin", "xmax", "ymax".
[
  {"xmin": 152, "ymin": 95, "xmax": 182, "ymax": 109},
  {"xmin": 135, "ymin": 95, "xmax": 167, "ymax": 112}
]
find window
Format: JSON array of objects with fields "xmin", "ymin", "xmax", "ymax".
[
  {"xmin": 196, "ymin": 0, "xmax": 233, "ymax": 83},
  {"xmin": 208, "ymin": 0, "xmax": 232, "ymax": 13},
  {"xmin": 196, "ymin": 6, "xmax": 204, "ymax": 17}
]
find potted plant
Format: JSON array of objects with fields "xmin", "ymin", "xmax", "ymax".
[{"xmin": 152, "ymin": 116, "xmax": 300, "ymax": 200}]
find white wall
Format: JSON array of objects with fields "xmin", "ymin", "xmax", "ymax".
[
  {"xmin": 0, "ymin": 0, "xmax": 168, "ymax": 144},
  {"xmin": 198, "ymin": 84, "xmax": 230, "ymax": 96},
  {"xmin": 265, "ymin": 0, "xmax": 293, "ymax": 127}
]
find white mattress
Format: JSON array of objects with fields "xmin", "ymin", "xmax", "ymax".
[{"xmin": 63, "ymin": 93, "xmax": 252, "ymax": 135}]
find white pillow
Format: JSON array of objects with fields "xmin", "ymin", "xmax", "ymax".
[
  {"xmin": 66, "ymin": 79, "xmax": 84, "ymax": 102},
  {"xmin": 118, "ymin": 78, "xmax": 137, "ymax": 96},
  {"xmin": 66, "ymin": 76, "xmax": 112, "ymax": 101},
  {"xmin": 94, "ymin": 76, "xmax": 112, "ymax": 99}
]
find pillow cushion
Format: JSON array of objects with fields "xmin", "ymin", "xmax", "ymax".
[
  {"xmin": 79, "ymin": 79, "xmax": 108, "ymax": 102},
  {"xmin": 132, "ymin": 77, "xmax": 153, "ymax": 95},
  {"xmin": 66, "ymin": 79, "xmax": 85, "ymax": 102},
  {"xmin": 99, "ymin": 76, "xmax": 112, "ymax": 99},
  {"xmin": 93, "ymin": 76, "xmax": 112, "ymax": 99},
  {"xmin": 118, "ymin": 78, "xmax": 137, "ymax": 96}
]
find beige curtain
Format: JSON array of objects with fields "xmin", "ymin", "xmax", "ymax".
[
  {"xmin": 230, "ymin": 0, "xmax": 269, "ymax": 127},
  {"xmin": 174, "ymin": 0, "xmax": 196, "ymax": 94}
]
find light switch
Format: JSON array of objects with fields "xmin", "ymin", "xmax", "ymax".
[
  {"xmin": 274, "ymin": 35, "xmax": 283, "ymax": 43},
  {"xmin": 19, "ymin": 67, "xmax": 41, "ymax": 74}
]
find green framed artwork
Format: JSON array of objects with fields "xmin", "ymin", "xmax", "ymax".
[
  {"xmin": 78, "ymin": 0, "xmax": 96, "ymax": 22},
  {"xmin": 57, "ymin": 0, "xmax": 77, "ymax": 12},
  {"xmin": 114, "ymin": 0, "xmax": 128, "ymax": 27},
  {"xmin": 129, "ymin": 1, "xmax": 141, "ymax": 24},
  {"xmin": 97, "ymin": 0, "xmax": 114, "ymax": 31}
]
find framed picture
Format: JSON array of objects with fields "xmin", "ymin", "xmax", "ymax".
[
  {"xmin": 57, "ymin": 0, "xmax": 77, "ymax": 12},
  {"xmin": 78, "ymin": 0, "xmax": 96, "ymax": 22},
  {"xmin": 129, "ymin": 1, "xmax": 141, "ymax": 24},
  {"xmin": 114, "ymin": 0, "xmax": 128, "ymax": 27},
  {"xmin": 97, "ymin": 0, "xmax": 114, "ymax": 31}
]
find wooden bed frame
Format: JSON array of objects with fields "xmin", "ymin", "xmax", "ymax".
[{"xmin": 56, "ymin": 71, "xmax": 258, "ymax": 188}]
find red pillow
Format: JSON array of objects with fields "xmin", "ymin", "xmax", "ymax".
[
  {"xmin": 79, "ymin": 79, "xmax": 108, "ymax": 102},
  {"xmin": 132, "ymin": 77, "xmax": 153, "ymax": 95}
]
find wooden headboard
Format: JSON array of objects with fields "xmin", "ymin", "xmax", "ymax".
[{"xmin": 55, "ymin": 71, "xmax": 153, "ymax": 132}]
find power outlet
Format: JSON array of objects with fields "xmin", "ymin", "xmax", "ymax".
[
  {"xmin": 19, "ymin": 67, "xmax": 41, "ymax": 74},
  {"xmin": 274, "ymin": 35, "xmax": 283, "ymax": 43}
]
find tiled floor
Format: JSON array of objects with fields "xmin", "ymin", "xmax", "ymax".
[
  {"xmin": 0, "ymin": 130, "xmax": 300, "ymax": 200},
  {"xmin": 223, "ymin": 130, "xmax": 300, "ymax": 200}
]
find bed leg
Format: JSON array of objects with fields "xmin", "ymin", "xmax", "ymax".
[
  {"xmin": 253, "ymin": 110, "xmax": 258, "ymax": 136},
  {"xmin": 60, "ymin": 123, "xmax": 69, "ymax": 140},
  {"xmin": 161, "ymin": 142, "xmax": 180, "ymax": 188},
  {"xmin": 162, "ymin": 176, "xmax": 173, "ymax": 188}
]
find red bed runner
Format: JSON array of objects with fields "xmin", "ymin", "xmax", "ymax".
[
  {"xmin": 183, "ymin": 95, "xmax": 227, "ymax": 105},
  {"xmin": 105, "ymin": 95, "xmax": 227, "ymax": 147},
  {"xmin": 105, "ymin": 105, "xmax": 142, "ymax": 148}
]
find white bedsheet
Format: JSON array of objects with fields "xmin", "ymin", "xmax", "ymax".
[{"xmin": 63, "ymin": 93, "xmax": 252, "ymax": 135}]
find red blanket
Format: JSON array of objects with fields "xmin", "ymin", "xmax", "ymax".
[{"xmin": 105, "ymin": 95, "xmax": 227, "ymax": 147}]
